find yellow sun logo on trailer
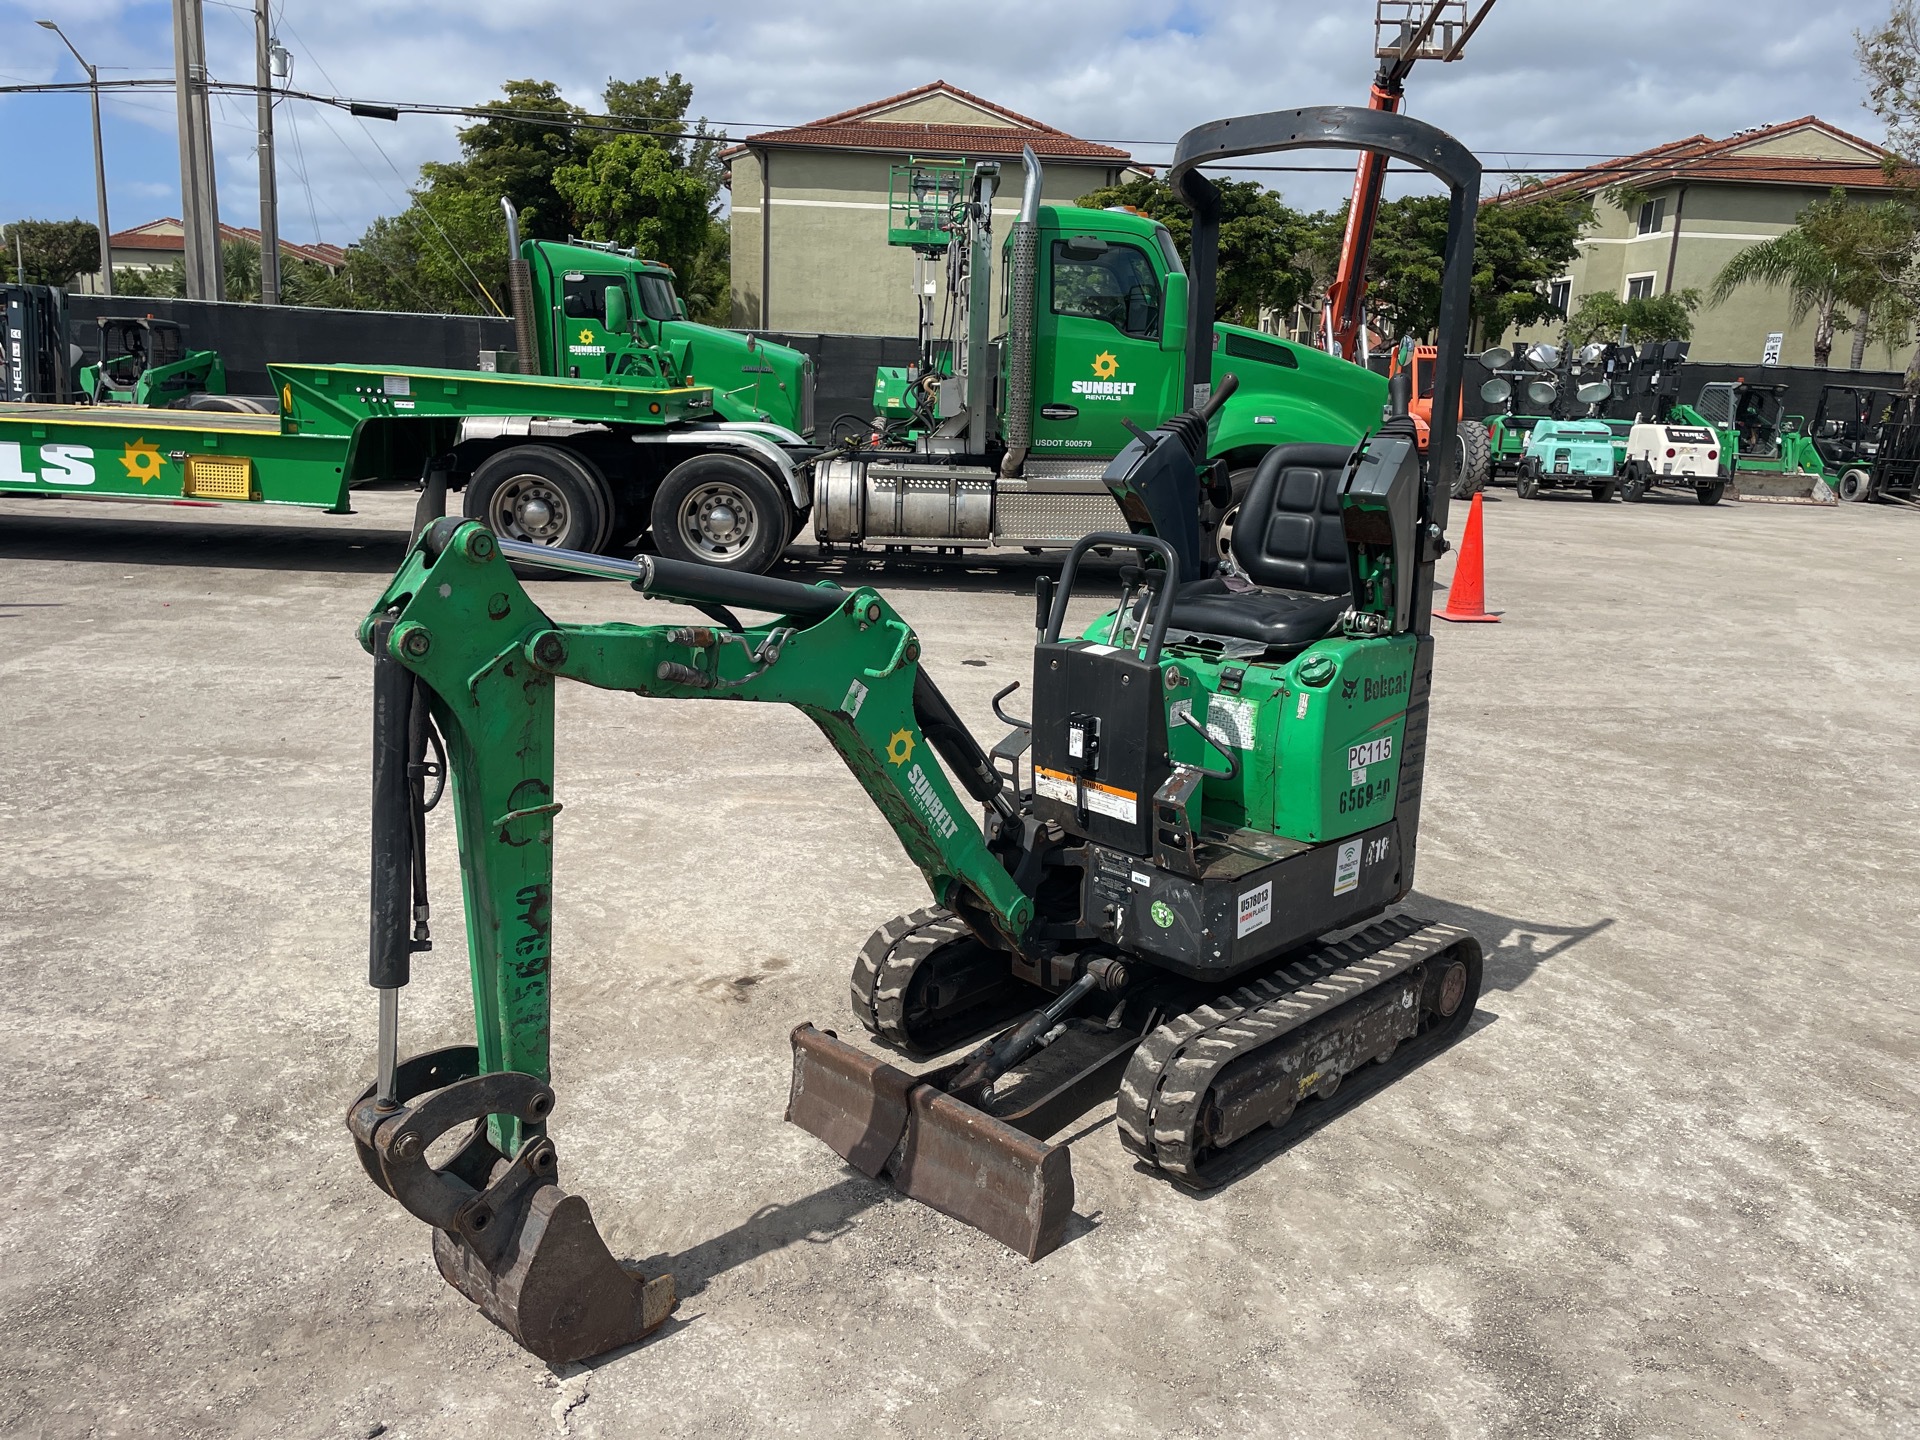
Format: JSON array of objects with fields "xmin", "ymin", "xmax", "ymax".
[
  {"xmin": 887, "ymin": 729, "xmax": 915, "ymax": 766},
  {"xmin": 1091, "ymin": 351, "xmax": 1119, "ymax": 380},
  {"xmin": 120, "ymin": 438, "xmax": 163, "ymax": 485}
]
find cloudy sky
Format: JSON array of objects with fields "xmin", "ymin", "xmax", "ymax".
[{"xmin": 0, "ymin": 0, "xmax": 1895, "ymax": 245}]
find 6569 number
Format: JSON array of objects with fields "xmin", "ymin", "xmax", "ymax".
[{"xmin": 1337, "ymin": 776, "xmax": 1393, "ymax": 814}]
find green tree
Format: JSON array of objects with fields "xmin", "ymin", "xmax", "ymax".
[
  {"xmin": 2, "ymin": 218, "xmax": 101, "ymax": 285},
  {"xmin": 112, "ymin": 261, "xmax": 185, "ymax": 298},
  {"xmin": 1706, "ymin": 189, "xmax": 1914, "ymax": 367},
  {"xmin": 1364, "ymin": 191, "xmax": 1590, "ymax": 344},
  {"xmin": 330, "ymin": 72, "xmax": 727, "ymax": 318},
  {"xmin": 1075, "ymin": 175, "xmax": 1325, "ymax": 326},
  {"xmin": 552, "ymin": 134, "xmax": 710, "ymax": 276},
  {"xmin": 1566, "ymin": 289, "xmax": 1701, "ymax": 344}
]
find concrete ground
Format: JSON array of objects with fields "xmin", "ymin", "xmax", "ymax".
[{"xmin": 0, "ymin": 485, "xmax": 1914, "ymax": 1440}]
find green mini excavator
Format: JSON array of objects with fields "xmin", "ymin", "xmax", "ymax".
[{"xmin": 346, "ymin": 107, "xmax": 1487, "ymax": 1364}]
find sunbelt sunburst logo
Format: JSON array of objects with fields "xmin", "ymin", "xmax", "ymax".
[{"xmin": 1072, "ymin": 351, "xmax": 1137, "ymax": 401}]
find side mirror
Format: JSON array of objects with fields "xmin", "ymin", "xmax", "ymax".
[
  {"xmin": 674, "ymin": 297, "xmax": 688, "ymax": 319},
  {"xmin": 1160, "ymin": 272, "xmax": 1188, "ymax": 353},
  {"xmin": 603, "ymin": 284, "xmax": 630, "ymax": 335}
]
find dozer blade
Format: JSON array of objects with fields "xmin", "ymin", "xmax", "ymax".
[{"xmin": 787, "ymin": 1024, "xmax": 1075, "ymax": 1261}]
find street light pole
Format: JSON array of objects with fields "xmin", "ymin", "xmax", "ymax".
[{"xmin": 35, "ymin": 21, "xmax": 113, "ymax": 296}]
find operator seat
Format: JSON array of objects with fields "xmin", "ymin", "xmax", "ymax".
[{"xmin": 1163, "ymin": 443, "xmax": 1354, "ymax": 657}]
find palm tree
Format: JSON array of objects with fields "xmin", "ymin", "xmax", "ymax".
[{"xmin": 1707, "ymin": 189, "xmax": 1914, "ymax": 369}]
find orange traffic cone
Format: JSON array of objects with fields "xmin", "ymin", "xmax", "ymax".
[{"xmin": 1435, "ymin": 491, "xmax": 1499, "ymax": 623}]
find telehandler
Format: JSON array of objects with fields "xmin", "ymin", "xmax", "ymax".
[{"xmin": 346, "ymin": 106, "xmax": 1486, "ymax": 1364}]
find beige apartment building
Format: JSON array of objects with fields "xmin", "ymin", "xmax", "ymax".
[
  {"xmin": 1500, "ymin": 117, "xmax": 1908, "ymax": 366},
  {"xmin": 723, "ymin": 82, "xmax": 1140, "ymax": 335}
]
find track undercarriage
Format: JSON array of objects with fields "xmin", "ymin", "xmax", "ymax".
[{"xmin": 794, "ymin": 906, "xmax": 1483, "ymax": 1257}]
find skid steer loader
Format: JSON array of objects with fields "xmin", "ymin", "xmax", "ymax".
[{"xmin": 346, "ymin": 105, "xmax": 1486, "ymax": 1363}]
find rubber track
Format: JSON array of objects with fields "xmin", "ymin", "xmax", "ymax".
[
  {"xmin": 1115, "ymin": 915, "xmax": 1470, "ymax": 1183},
  {"xmin": 848, "ymin": 906, "xmax": 971, "ymax": 1044}
]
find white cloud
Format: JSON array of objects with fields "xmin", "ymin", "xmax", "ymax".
[{"xmin": 2, "ymin": 0, "xmax": 1896, "ymax": 236}]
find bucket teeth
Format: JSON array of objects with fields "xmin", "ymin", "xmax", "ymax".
[{"xmin": 787, "ymin": 1024, "xmax": 1075, "ymax": 1261}]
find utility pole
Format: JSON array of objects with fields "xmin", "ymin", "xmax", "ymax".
[
  {"xmin": 254, "ymin": 0, "xmax": 279, "ymax": 305},
  {"xmin": 171, "ymin": 0, "xmax": 223, "ymax": 300},
  {"xmin": 34, "ymin": 21, "xmax": 113, "ymax": 295}
]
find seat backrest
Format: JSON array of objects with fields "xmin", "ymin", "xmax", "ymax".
[{"xmin": 1231, "ymin": 443, "xmax": 1355, "ymax": 595}]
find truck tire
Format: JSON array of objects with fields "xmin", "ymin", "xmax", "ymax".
[
  {"xmin": 464, "ymin": 444, "xmax": 613, "ymax": 554},
  {"xmin": 1204, "ymin": 468, "xmax": 1256, "ymax": 566},
  {"xmin": 1590, "ymin": 481, "xmax": 1616, "ymax": 503},
  {"xmin": 1453, "ymin": 422, "xmax": 1491, "ymax": 499},
  {"xmin": 1695, "ymin": 481, "xmax": 1726, "ymax": 506},
  {"xmin": 1620, "ymin": 462, "xmax": 1649, "ymax": 503},
  {"xmin": 1837, "ymin": 467, "xmax": 1875, "ymax": 502},
  {"xmin": 651, "ymin": 453, "xmax": 789, "ymax": 573},
  {"xmin": 1515, "ymin": 460, "xmax": 1540, "ymax": 500}
]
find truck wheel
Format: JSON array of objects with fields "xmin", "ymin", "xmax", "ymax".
[
  {"xmin": 1515, "ymin": 461, "xmax": 1540, "ymax": 500},
  {"xmin": 464, "ymin": 444, "xmax": 613, "ymax": 553},
  {"xmin": 1837, "ymin": 467, "xmax": 1875, "ymax": 503},
  {"xmin": 1695, "ymin": 482, "xmax": 1726, "ymax": 506},
  {"xmin": 651, "ymin": 453, "xmax": 789, "ymax": 573},
  {"xmin": 1203, "ymin": 468, "xmax": 1255, "ymax": 566},
  {"xmin": 1453, "ymin": 422, "xmax": 1491, "ymax": 499},
  {"xmin": 1621, "ymin": 463, "xmax": 1649, "ymax": 503},
  {"xmin": 1590, "ymin": 482, "xmax": 1616, "ymax": 503}
]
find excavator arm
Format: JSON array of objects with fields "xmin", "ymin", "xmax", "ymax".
[{"xmin": 348, "ymin": 518, "xmax": 1035, "ymax": 1361}]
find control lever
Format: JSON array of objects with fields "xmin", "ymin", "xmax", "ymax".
[{"xmin": 1174, "ymin": 707, "xmax": 1241, "ymax": 781}]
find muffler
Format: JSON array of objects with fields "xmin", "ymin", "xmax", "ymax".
[{"xmin": 787, "ymin": 1025, "xmax": 1074, "ymax": 1261}]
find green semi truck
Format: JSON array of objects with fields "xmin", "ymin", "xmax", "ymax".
[
  {"xmin": 816, "ymin": 150, "xmax": 1387, "ymax": 559},
  {"xmin": 0, "ymin": 206, "xmax": 818, "ymax": 571}
]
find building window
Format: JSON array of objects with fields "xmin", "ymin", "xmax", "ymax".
[
  {"xmin": 1625, "ymin": 274, "xmax": 1656, "ymax": 302},
  {"xmin": 1636, "ymin": 198, "xmax": 1666, "ymax": 235},
  {"xmin": 1548, "ymin": 278, "xmax": 1570, "ymax": 315},
  {"xmin": 1050, "ymin": 240, "xmax": 1163, "ymax": 339}
]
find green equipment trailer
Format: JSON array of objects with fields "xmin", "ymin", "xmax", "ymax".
[
  {"xmin": 821, "ymin": 149, "xmax": 1388, "ymax": 562},
  {"xmin": 0, "ymin": 206, "xmax": 820, "ymax": 571}
]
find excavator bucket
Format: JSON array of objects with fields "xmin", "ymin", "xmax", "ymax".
[
  {"xmin": 347, "ymin": 1047, "xmax": 676, "ymax": 1364},
  {"xmin": 787, "ymin": 1025, "xmax": 1075, "ymax": 1261}
]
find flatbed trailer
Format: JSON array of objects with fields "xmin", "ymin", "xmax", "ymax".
[{"xmin": 0, "ymin": 359, "xmax": 764, "ymax": 534}]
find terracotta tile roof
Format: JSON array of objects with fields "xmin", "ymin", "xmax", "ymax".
[
  {"xmin": 110, "ymin": 218, "xmax": 346, "ymax": 268},
  {"xmin": 719, "ymin": 80, "xmax": 1128, "ymax": 163},
  {"xmin": 797, "ymin": 80, "xmax": 1063, "ymax": 135},
  {"xmin": 1493, "ymin": 117, "xmax": 1905, "ymax": 204}
]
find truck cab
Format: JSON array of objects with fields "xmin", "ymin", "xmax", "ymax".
[
  {"xmin": 522, "ymin": 239, "xmax": 815, "ymax": 437},
  {"xmin": 1021, "ymin": 206, "xmax": 1383, "ymax": 473}
]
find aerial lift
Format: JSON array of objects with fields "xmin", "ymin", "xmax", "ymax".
[{"xmin": 1322, "ymin": 2, "xmax": 1498, "ymax": 498}]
